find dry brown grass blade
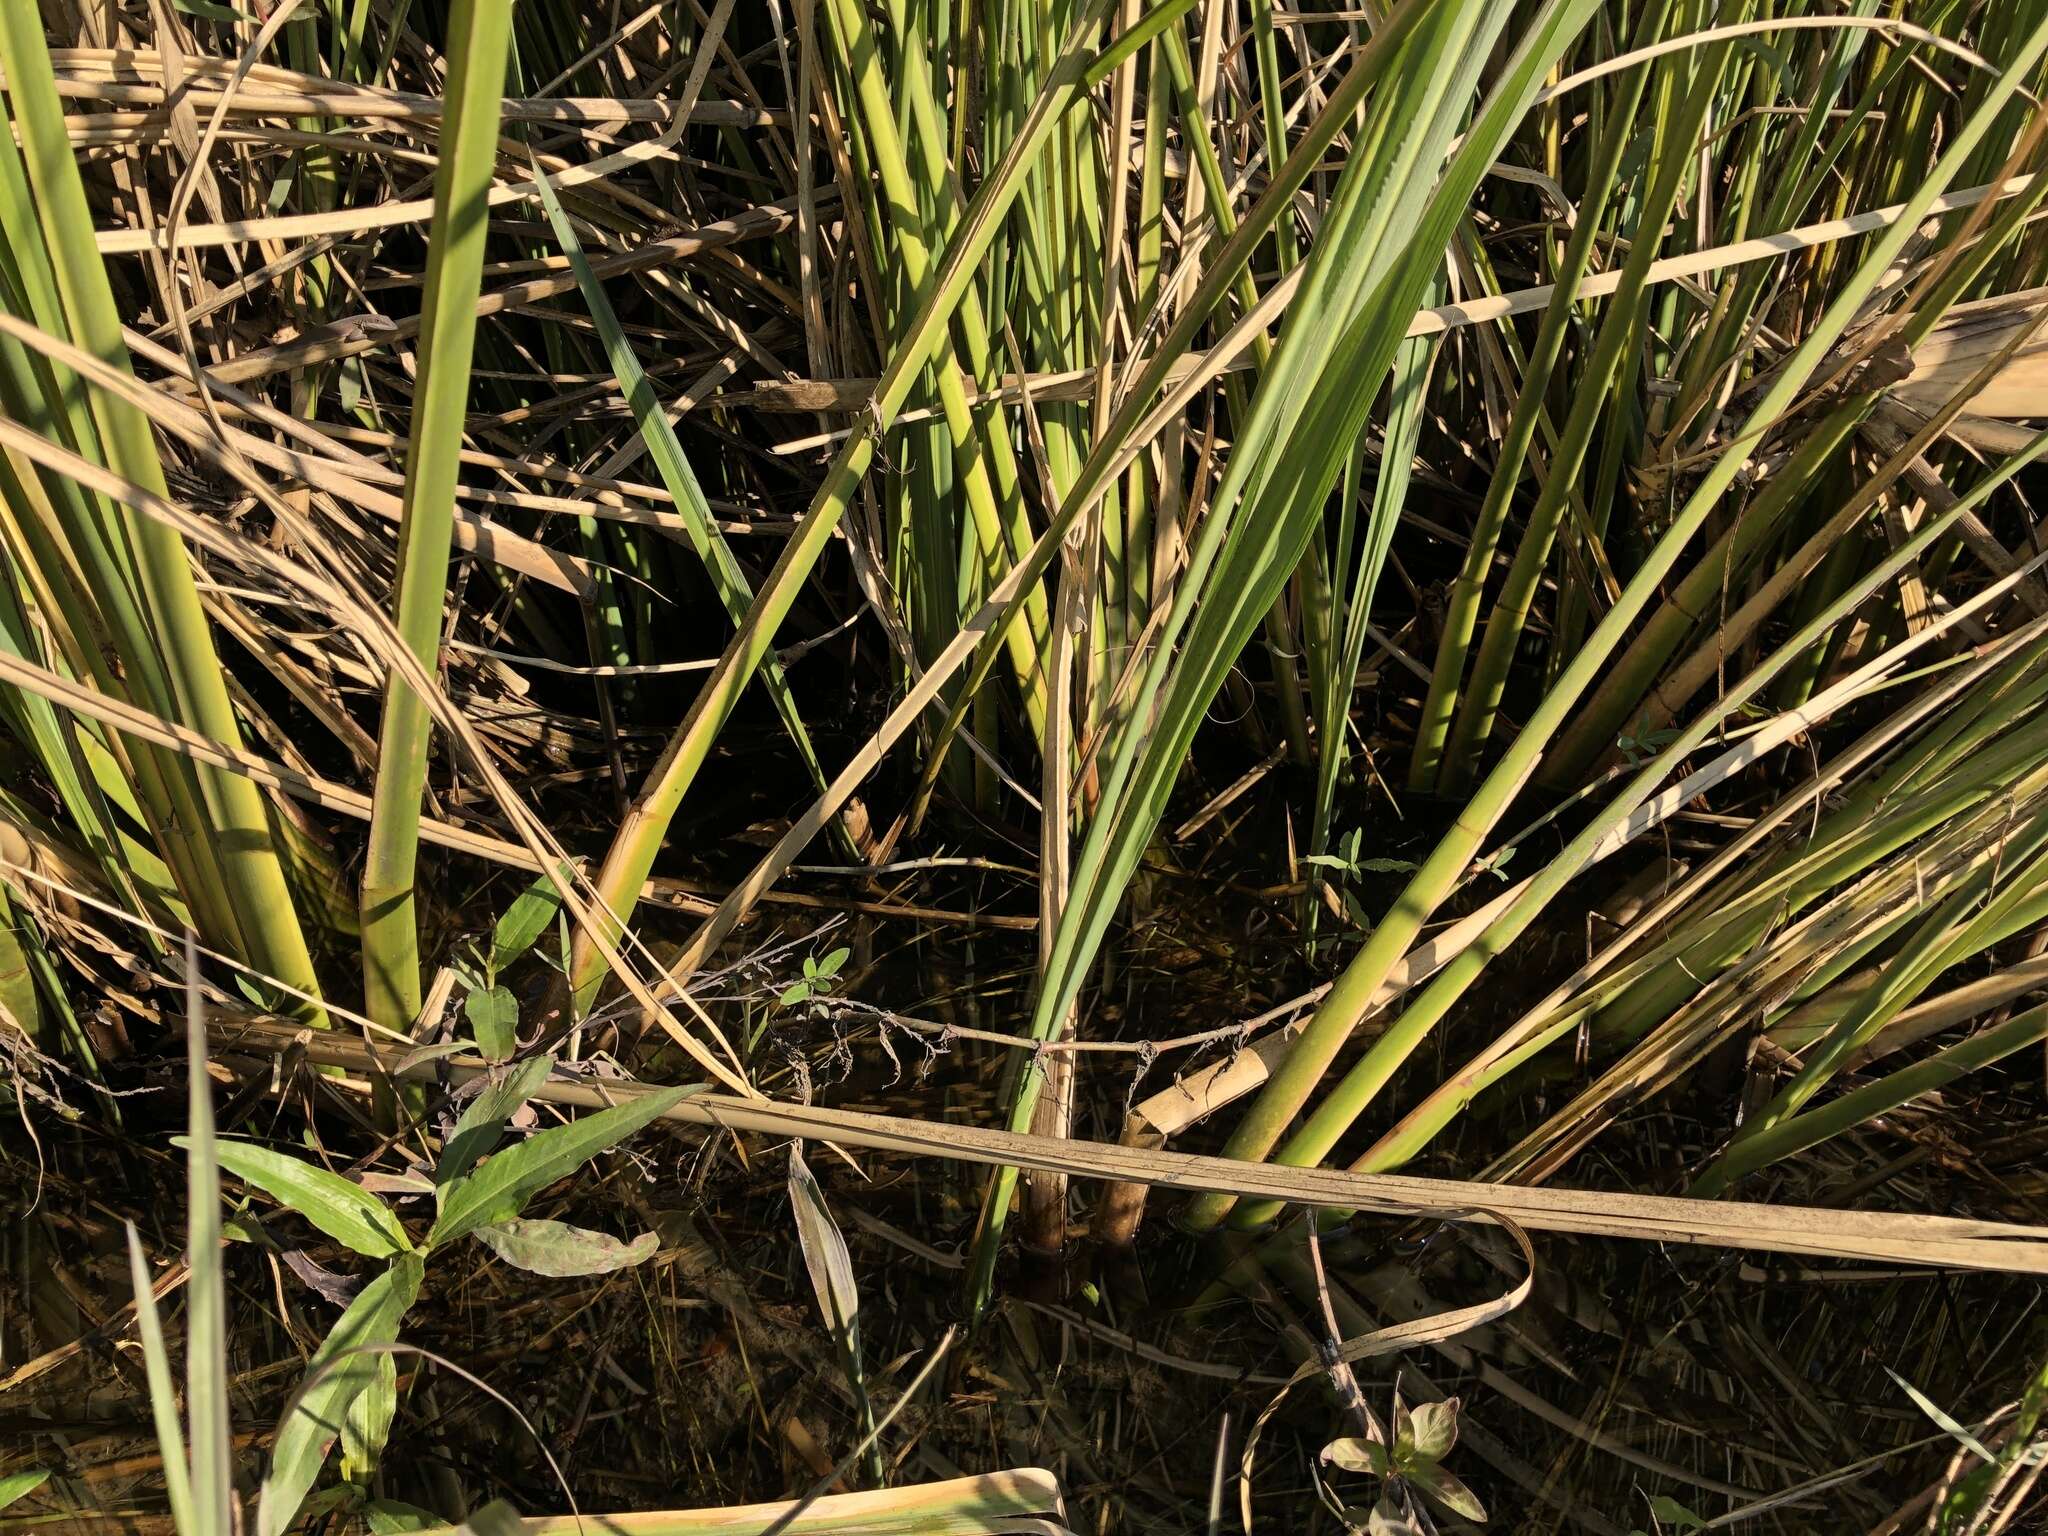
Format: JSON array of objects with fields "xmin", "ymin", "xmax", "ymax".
[
  {"xmin": 750, "ymin": 175, "xmax": 2044, "ymax": 451},
  {"xmin": 196, "ymin": 196, "xmax": 815, "ymax": 384},
  {"xmin": 405, "ymin": 1468, "xmax": 1064, "ymax": 1534},
  {"xmin": 0, "ymin": 357, "xmax": 755, "ymax": 1095},
  {"xmin": 205, "ymin": 1018, "xmax": 2048, "ymax": 1275},
  {"xmin": 1895, "ymin": 286, "xmax": 2048, "ymax": 418},
  {"xmin": 0, "ymin": 312, "xmax": 595, "ymax": 596}
]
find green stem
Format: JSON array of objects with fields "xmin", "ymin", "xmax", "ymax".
[
  {"xmin": 0, "ymin": 9, "xmax": 323, "ymax": 1017},
  {"xmin": 1438, "ymin": 30, "xmax": 1727, "ymax": 786},
  {"xmin": 359, "ymin": 0, "xmax": 513, "ymax": 1033},
  {"xmin": 1407, "ymin": 0, "xmax": 1668, "ymax": 791}
]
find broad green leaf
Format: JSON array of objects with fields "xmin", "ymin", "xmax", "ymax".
[
  {"xmin": 186, "ymin": 1139, "xmax": 411, "ymax": 1258},
  {"xmin": 987, "ymin": 0, "xmax": 1607, "ymax": 1281},
  {"xmin": 1366, "ymin": 1496, "xmax": 1424, "ymax": 1536},
  {"xmin": 463, "ymin": 985, "xmax": 518, "ymax": 1062},
  {"xmin": 172, "ymin": 0, "xmax": 258, "ymax": 21},
  {"xmin": 301, "ymin": 1486, "xmax": 362, "ymax": 1521},
  {"xmin": 458, "ymin": 1500, "xmax": 524, "ymax": 1536},
  {"xmin": 1646, "ymin": 1495, "xmax": 1706, "ymax": 1531},
  {"xmin": 430, "ymin": 1085, "xmax": 693, "ymax": 1248},
  {"xmin": 489, "ymin": 871, "xmax": 567, "ymax": 975},
  {"xmin": 394, "ymin": 1039, "xmax": 478, "ymax": 1073},
  {"xmin": 472, "ymin": 1218, "xmax": 659, "ymax": 1276},
  {"xmin": 1322, "ymin": 1436, "xmax": 1391, "ymax": 1477},
  {"xmin": 1409, "ymin": 1461, "xmax": 1486, "ymax": 1523},
  {"xmin": 0, "ymin": 1469, "xmax": 49, "ymax": 1510},
  {"xmin": 438, "ymin": 1056, "xmax": 552, "ymax": 1192},
  {"xmin": 1397, "ymin": 1399, "xmax": 1459, "ymax": 1464},
  {"xmin": 258, "ymin": 1254, "xmax": 423, "ymax": 1536},
  {"xmin": 365, "ymin": 1498, "xmax": 444, "ymax": 1532},
  {"xmin": 814, "ymin": 947, "xmax": 850, "ymax": 980}
]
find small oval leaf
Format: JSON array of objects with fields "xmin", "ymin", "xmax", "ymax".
[
  {"xmin": 473, "ymin": 1218, "xmax": 659, "ymax": 1276},
  {"xmin": 1410, "ymin": 1462, "xmax": 1486, "ymax": 1524},
  {"xmin": 464, "ymin": 985, "xmax": 519, "ymax": 1062},
  {"xmin": 489, "ymin": 871, "xmax": 568, "ymax": 975},
  {"xmin": 1400, "ymin": 1398, "xmax": 1459, "ymax": 1463}
]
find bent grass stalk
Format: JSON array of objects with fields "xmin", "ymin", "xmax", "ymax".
[{"xmin": 1235, "ymin": 428, "xmax": 2048, "ymax": 1221}]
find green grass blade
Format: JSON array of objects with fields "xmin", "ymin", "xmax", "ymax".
[
  {"xmin": 1408, "ymin": 0, "xmax": 1669, "ymax": 790},
  {"xmin": 182, "ymin": 938, "xmax": 232, "ymax": 1535},
  {"xmin": 257, "ymin": 1254, "xmax": 424, "ymax": 1536},
  {"xmin": 1244, "ymin": 423, "xmax": 2048, "ymax": 1218},
  {"xmin": 1698, "ymin": 997, "xmax": 2048, "ymax": 1194},
  {"xmin": 123, "ymin": 1222, "xmax": 196, "ymax": 1534},
  {"xmin": 564, "ymin": 0, "xmax": 1115, "ymax": 1006},
  {"xmin": 359, "ymin": 0, "xmax": 514, "ymax": 1034},
  {"xmin": 975, "ymin": 0, "xmax": 1602, "ymax": 1274}
]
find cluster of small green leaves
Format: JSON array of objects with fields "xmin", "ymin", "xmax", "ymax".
[
  {"xmin": 1321, "ymin": 1395, "xmax": 1710, "ymax": 1533},
  {"xmin": 448, "ymin": 869, "xmax": 569, "ymax": 1061},
  {"xmin": 778, "ymin": 945, "xmax": 851, "ymax": 1009},
  {"xmin": 1303, "ymin": 828, "xmax": 1421, "ymax": 937}
]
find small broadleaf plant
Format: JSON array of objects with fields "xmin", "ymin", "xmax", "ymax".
[
  {"xmin": 183, "ymin": 1060, "xmax": 693, "ymax": 1533},
  {"xmin": 448, "ymin": 869, "xmax": 571, "ymax": 1062},
  {"xmin": 1323, "ymin": 1393, "xmax": 1486, "ymax": 1533},
  {"xmin": 779, "ymin": 945, "xmax": 851, "ymax": 1009}
]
